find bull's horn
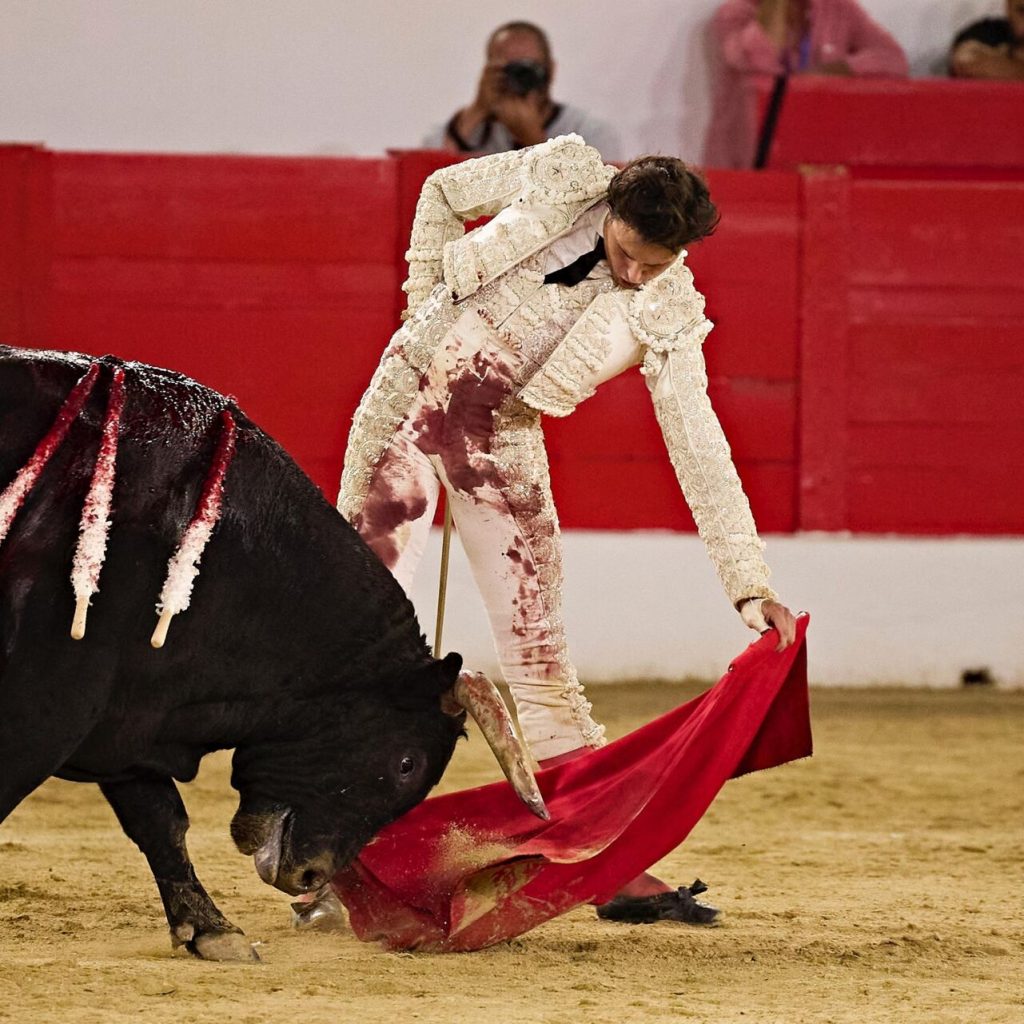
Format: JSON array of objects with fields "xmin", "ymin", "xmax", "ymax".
[
  {"xmin": 252, "ymin": 812, "xmax": 287, "ymax": 887},
  {"xmin": 448, "ymin": 671, "xmax": 549, "ymax": 821}
]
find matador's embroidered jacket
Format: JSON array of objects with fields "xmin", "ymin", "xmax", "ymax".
[{"xmin": 339, "ymin": 134, "xmax": 777, "ymax": 610}]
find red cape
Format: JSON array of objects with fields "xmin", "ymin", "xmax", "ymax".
[{"xmin": 333, "ymin": 615, "xmax": 811, "ymax": 951}]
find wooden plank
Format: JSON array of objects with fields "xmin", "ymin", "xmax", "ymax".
[
  {"xmin": 53, "ymin": 153, "xmax": 398, "ymax": 262},
  {"xmin": 547, "ymin": 457, "xmax": 796, "ymax": 532},
  {"xmin": 542, "ymin": 373, "xmax": 795, "ymax": 465},
  {"xmin": 847, "ymin": 329, "xmax": 1024, "ymax": 430},
  {"xmin": 848, "ymin": 465, "xmax": 1023, "ymax": 534},
  {"xmin": 544, "ymin": 375, "xmax": 662, "ymax": 462},
  {"xmin": 849, "ymin": 181, "xmax": 1024, "ymax": 290},
  {"xmin": 849, "ymin": 424, "xmax": 1024, "ymax": 471},
  {"xmin": 0, "ymin": 148, "xmax": 26, "ymax": 340},
  {"xmin": 45, "ymin": 306, "xmax": 391, "ymax": 417},
  {"xmin": 0, "ymin": 145, "xmax": 53, "ymax": 346},
  {"xmin": 44, "ymin": 304, "xmax": 391, "ymax": 499},
  {"xmin": 849, "ymin": 323, "xmax": 1024, "ymax": 377},
  {"xmin": 798, "ymin": 167, "xmax": 851, "ymax": 531},
  {"xmin": 709, "ymin": 378, "xmax": 797, "ymax": 462},
  {"xmin": 702, "ymin": 168, "xmax": 801, "ymax": 208},
  {"xmin": 850, "ymin": 285, "xmax": 1024, "ymax": 323},
  {"xmin": 51, "ymin": 256, "xmax": 396, "ymax": 310},
  {"xmin": 848, "ymin": 369, "xmax": 1024, "ymax": 425},
  {"xmin": 764, "ymin": 78, "xmax": 1024, "ymax": 174},
  {"xmin": 734, "ymin": 462, "xmax": 798, "ymax": 533},
  {"xmin": 703, "ymin": 295, "xmax": 798, "ymax": 380},
  {"xmin": 692, "ymin": 170, "xmax": 801, "ymax": 382}
]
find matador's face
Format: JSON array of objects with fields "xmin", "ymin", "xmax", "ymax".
[{"xmin": 603, "ymin": 216, "xmax": 678, "ymax": 290}]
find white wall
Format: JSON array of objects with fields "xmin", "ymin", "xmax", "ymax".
[
  {"xmin": 0, "ymin": 0, "xmax": 1003, "ymax": 162},
  {"xmin": 409, "ymin": 531, "xmax": 1024, "ymax": 689}
]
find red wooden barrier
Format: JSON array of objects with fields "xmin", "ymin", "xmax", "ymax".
[
  {"xmin": 799, "ymin": 166, "xmax": 851, "ymax": 531},
  {"xmin": 757, "ymin": 77, "xmax": 1024, "ymax": 180},
  {"xmin": 798, "ymin": 167, "xmax": 1024, "ymax": 533},
  {"xmin": 1, "ymin": 143, "xmax": 1021, "ymax": 535},
  {"xmin": 844, "ymin": 177, "xmax": 1024, "ymax": 533},
  {"xmin": 45, "ymin": 151, "xmax": 399, "ymax": 493},
  {"xmin": 0, "ymin": 146, "xmax": 52, "ymax": 348}
]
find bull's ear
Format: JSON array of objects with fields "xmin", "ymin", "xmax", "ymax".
[
  {"xmin": 427, "ymin": 652, "xmax": 463, "ymax": 695},
  {"xmin": 385, "ymin": 652, "xmax": 464, "ymax": 709}
]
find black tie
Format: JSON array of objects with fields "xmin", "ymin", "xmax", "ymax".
[{"xmin": 543, "ymin": 237, "xmax": 606, "ymax": 287}]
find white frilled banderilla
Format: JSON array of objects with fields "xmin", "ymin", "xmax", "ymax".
[{"xmin": 0, "ymin": 360, "xmax": 238, "ymax": 647}]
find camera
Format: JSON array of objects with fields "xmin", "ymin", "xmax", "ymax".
[{"xmin": 502, "ymin": 59, "xmax": 549, "ymax": 97}]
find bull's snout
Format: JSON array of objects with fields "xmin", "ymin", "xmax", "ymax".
[
  {"xmin": 237, "ymin": 808, "xmax": 338, "ymax": 896},
  {"xmin": 269, "ymin": 853, "xmax": 338, "ymax": 897}
]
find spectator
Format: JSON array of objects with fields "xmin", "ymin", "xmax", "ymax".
[
  {"xmin": 949, "ymin": 0, "xmax": 1024, "ymax": 80},
  {"xmin": 705, "ymin": 0, "xmax": 909, "ymax": 168},
  {"xmin": 423, "ymin": 21, "xmax": 620, "ymax": 160}
]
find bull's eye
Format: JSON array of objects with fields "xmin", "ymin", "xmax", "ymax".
[{"xmin": 399, "ymin": 756, "xmax": 416, "ymax": 777}]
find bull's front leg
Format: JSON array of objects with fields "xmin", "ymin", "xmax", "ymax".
[{"xmin": 99, "ymin": 776, "xmax": 258, "ymax": 962}]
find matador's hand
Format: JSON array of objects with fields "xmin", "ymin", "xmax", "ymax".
[{"xmin": 761, "ymin": 600, "xmax": 797, "ymax": 651}]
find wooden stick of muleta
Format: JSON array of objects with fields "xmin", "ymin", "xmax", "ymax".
[
  {"xmin": 70, "ymin": 367, "xmax": 125, "ymax": 640},
  {"xmin": 151, "ymin": 410, "xmax": 237, "ymax": 649},
  {"xmin": 0, "ymin": 362, "xmax": 100, "ymax": 550}
]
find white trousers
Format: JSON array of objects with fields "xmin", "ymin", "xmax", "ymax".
[{"xmin": 349, "ymin": 313, "xmax": 605, "ymax": 760}]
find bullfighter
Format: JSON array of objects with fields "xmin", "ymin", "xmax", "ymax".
[{"xmin": 334, "ymin": 133, "xmax": 797, "ymax": 923}]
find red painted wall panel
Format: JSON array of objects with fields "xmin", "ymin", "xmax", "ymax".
[
  {"xmin": 849, "ymin": 182, "xmax": 1024, "ymax": 290},
  {"xmin": 688, "ymin": 170, "xmax": 801, "ymax": 383},
  {"xmin": 848, "ymin": 465, "xmax": 1022, "ymax": 534},
  {"xmin": 841, "ymin": 178, "xmax": 1024, "ymax": 533},
  {"xmin": 762, "ymin": 78, "xmax": 1024, "ymax": 179},
  {"xmin": 3, "ymin": 144, "xmax": 1021, "ymax": 535},
  {"xmin": 53, "ymin": 153, "xmax": 397, "ymax": 262},
  {"xmin": 0, "ymin": 146, "xmax": 52, "ymax": 347},
  {"xmin": 41, "ymin": 152, "xmax": 398, "ymax": 500},
  {"xmin": 543, "ymin": 373, "xmax": 796, "ymax": 533},
  {"xmin": 798, "ymin": 167, "xmax": 851, "ymax": 531}
]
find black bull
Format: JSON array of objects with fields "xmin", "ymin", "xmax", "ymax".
[{"xmin": 0, "ymin": 346, "xmax": 541, "ymax": 961}]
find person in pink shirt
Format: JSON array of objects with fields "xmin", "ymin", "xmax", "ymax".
[{"xmin": 704, "ymin": 0, "xmax": 909, "ymax": 168}]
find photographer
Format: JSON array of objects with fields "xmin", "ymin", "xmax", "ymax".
[{"xmin": 423, "ymin": 21, "xmax": 620, "ymax": 159}]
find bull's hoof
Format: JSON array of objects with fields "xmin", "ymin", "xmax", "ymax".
[
  {"xmin": 290, "ymin": 885, "xmax": 347, "ymax": 933},
  {"xmin": 188, "ymin": 930, "xmax": 261, "ymax": 962},
  {"xmin": 596, "ymin": 880, "xmax": 720, "ymax": 926}
]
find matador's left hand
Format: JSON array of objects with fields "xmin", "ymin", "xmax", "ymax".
[{"xmin": 762, "ymin": 600, "xmax": 797, "ymax": 651}]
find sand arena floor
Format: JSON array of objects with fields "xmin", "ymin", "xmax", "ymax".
[{"xmin": 1, "ymin": 683, "xmax": 1021, "ymax": 1024}]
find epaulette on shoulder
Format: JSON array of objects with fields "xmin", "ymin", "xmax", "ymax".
[
  {"xmin": 521, "ymin": 134, "xmax": 615, "ymax": 205},
  {"xmin": 629, "ymin": 259, "xmax": 711, "ymax": 354}
]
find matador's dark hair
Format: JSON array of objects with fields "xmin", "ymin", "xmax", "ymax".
[
  {"xmin": 607, "ymin": 157, "xmax": 720, "ymax": 253},
  {"xmin": 487, "ymin": 21, "xmax": 552, "ymax": 65}
]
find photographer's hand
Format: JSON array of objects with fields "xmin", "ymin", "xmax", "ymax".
[
  {"xmin": 448, "ymin": 64, "xmax": 504, "ymax": 150},
  {"xmin": 492, "ymin": 91, "xmax": 550, "ymax": 147}
]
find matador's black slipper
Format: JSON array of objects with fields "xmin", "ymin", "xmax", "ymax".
[{"xmin": 595, "ymin": 879, "xmax": 720, "ymax": 926}]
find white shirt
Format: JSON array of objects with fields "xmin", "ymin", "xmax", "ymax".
[{"xmin": 542, "ymin": 203, "xmax": 612, "ymax": 279}]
